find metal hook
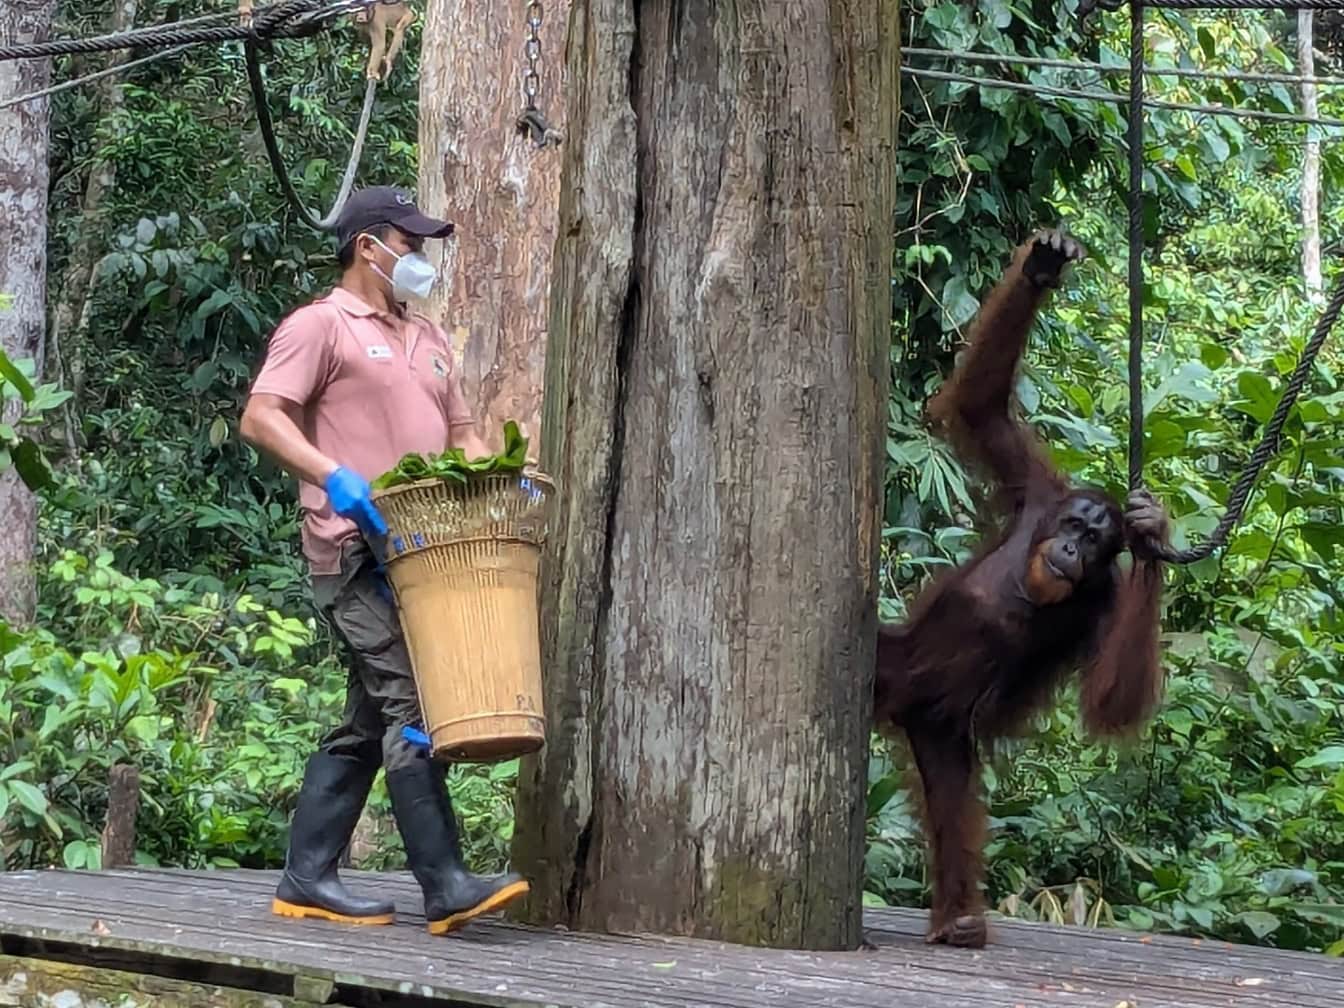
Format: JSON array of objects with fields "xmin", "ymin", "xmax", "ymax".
[{"xmin": 516, "ymin": 108, "xmax": 563, "ymax": 149}]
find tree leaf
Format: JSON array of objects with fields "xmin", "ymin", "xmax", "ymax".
[
  {"xmin": 1237, "ymin": 911, "xmax": 1280, "ymax": 939},
  {"xmin": 9, "ymin": 779, "xmax": 48, "ymax": 816},
  {"xmin": 0, "ymin": 346, "xmax": 35, "ymax": 402},
  {"xmin": 11, "ymin": 438, "xmax": 54, "ymax": 491},
  {"xmin": 1292, "ymin": 902, "xmax": 1344, "ymax": 927},
  {"xmin": 1297, "ymin": 746, "xmax": 1344, "ymax": 770}
]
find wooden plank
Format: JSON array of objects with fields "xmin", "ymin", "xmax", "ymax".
[
  {"xmin": 0, "ymin": 868, "xmax": 1340, "ymax": 1008},
  {"xmin": 19, "ymin": 867, "xmax": 1341, "ymax": 1008},
  {"xmin": 0, "ymin": 952, "xmax": 321, "ymax": 1008},
  {"xmin": 865, "ymin": 906, "xmax": 1344, "ymax": 985},
  {"xmin": 0, "ymin": 878, "xmax": 1122, "ymax": 1008},
  {"xmin": 0, "ymin": 868, "xmax": 1328, "ymax": 1008}
]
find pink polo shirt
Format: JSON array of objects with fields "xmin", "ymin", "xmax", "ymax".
[{"xmin": 249, "ymin": 286, "xmax": 473, "ymax": 575}]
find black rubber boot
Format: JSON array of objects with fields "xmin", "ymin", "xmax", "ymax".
[
  {"xmin": 272, "ymin": 751, "xmax": 396, "ymax": 925},
  {"xmin": 386, "ymin": 757, "xmax": 530, "ymax": 934}
]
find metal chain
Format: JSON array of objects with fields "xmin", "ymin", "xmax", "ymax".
[
  {"xmin": 523, "ymin": 1, "xmax": 544, "ymax": 111},
  {"xmin": 516, "ymin": 0, "xmax": 562, "ymax": 149}
]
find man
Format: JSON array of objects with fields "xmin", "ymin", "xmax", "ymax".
[{"xmin": 240, "ymin": 186, "xmax": 528, "ymax": 934}]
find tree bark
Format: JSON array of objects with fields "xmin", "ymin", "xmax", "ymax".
[
  {"xmin": 0, "ymin": 1, "xmax": 55, "ymax": 628},
  {"xmin": 418, "ymin": 0, "xmax": 569, "ymax": 448},
  {"xmin": 1299, "ymin": 11, "xmax": 1322, "ymax": 301},
  {"xmin": 512, "ymin": 0, "xmax": 899, "ymax": 951},
  {"xmin": 100, "ymin": 764, "xmax": 141, "ymax": 869}
]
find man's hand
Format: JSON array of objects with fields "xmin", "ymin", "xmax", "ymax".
[{"xmin": 326, "ymin": 467, "xmax": 388, "ymax": 538}]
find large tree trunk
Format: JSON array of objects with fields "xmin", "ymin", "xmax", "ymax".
[
  {"xmin": 0, "ymin": 1, "xmax": 55, "ymax": 627},
  {"xmin": 418, "ymin": 0, "xmax": 569, "ymax": 447},
  {"xmin": 512, "ymin": 0, "xmax": 899, "ymax": 951},
  {"xmin": 1299, "ymin": 10, "xmax": 1322, "ymax": 300}
]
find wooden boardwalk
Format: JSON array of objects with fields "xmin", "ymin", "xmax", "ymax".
[{"xmin": 1, "ymin": 868, "xmax": 1341, "ymax": 1007}]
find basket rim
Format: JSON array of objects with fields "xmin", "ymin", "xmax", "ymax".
[{"xmin": 371, "ymin": 468, "xmax": 556, "ymax": 502}]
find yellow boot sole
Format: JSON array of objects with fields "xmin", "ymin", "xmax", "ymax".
[
  {"xmin": 271, "ymin": 898, "xmax": 396, "ymax": 926},
  {"xmin": 426, "ymin": 879, "xmax": 530, "ymax": 935}
]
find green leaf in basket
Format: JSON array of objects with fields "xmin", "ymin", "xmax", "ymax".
[
  {"xmin": 371, "ymin": 421, "xmax": 532, "ymax": 490},
  {"xmin": 499, "ymin": 420, "xmax": 529, "ymax": 468}
]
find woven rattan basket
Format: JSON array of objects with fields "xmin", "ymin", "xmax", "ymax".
[{"xmin": 372, "ymin": 471, "xmax": 555, "ymax": 763}]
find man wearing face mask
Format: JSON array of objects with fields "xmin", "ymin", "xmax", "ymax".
[{"xmin": 240, "ymin": 185, "xmax": 528, "ymax": 935}]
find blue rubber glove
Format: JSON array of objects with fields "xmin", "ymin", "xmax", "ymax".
[
  {"xmin": 401, "ymin": 725, "xmax": 432, "ymax": 750},
  {"xmin": 324, "ymin": 466, "xmax": 388, "ymax": 538}
]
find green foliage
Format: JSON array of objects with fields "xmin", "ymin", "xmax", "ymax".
[
  {"xmin": 871, "ymin": 1, "xmax": 1344, "ymax": 955},
  {"xmin": 1, "ymin": 550, "xmax": 515, "ymax": 875},
  {"xmin": 372, "ymin": 421, "xmax": 531, "ymax": 490},
  {"xmin": 0, "ymin": 345, "xmax": 70, "ymax": 492}
]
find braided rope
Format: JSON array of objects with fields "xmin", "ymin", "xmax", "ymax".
[
  {"xmin": 1128, "ymin": 2, "xmax": 1147, "ymax": 495},
  {"xmin": 1155, "ymin": 271, "xmax": 1344, "ymax": 565},
  {"xmin": 1120, "ymin": 0, "xmax": 1340, "ymax": 565},
  {"xmin": 0, "ymin": 0, "xmax": 325, "ymax": 62},
  {"xmin": 1090, "ymin": 0, "xmax": 1344, "ymax": 9},
  {"xmin": 243, "ymin": 39, "xmax": 376, "ymax": 231},
  {"xmin": 1148, "ymin": 1, "xmax": 1344, "ymax": 9}
]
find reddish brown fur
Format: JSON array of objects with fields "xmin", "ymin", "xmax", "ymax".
[{"xmin": 874, "ymin": 233, "xmax": 1167, "ymax": 948}]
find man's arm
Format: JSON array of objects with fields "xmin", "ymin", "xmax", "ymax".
[
  {"xmin": 240, "ymin": 394, "xmax": 337, "ymax": 487},
  {"xmin": 242, "ymin": 307, "xmax": 386, "ymax": 536}
]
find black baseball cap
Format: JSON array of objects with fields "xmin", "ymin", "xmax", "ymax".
[{"xmin": 334, "ymin": 185, "xmax": 455, "ymax": 253}]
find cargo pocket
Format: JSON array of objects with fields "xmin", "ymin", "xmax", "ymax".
[
  {"xmin": 323, "ymin": 542, "xmax": 401, "ymax": 659},
  {"xmin": 330, "ymin": 580, "xmax": 401, "ymax": 658}
]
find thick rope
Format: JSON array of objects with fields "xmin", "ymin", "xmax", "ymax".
[
  {"xmin": 0, "ymin": 1, "xmax": 326, "ymax": 62},
  {"xmin": 243, "ymin": 39, "xmax": 377, "ymax": 231},
  {"xmin": 1147, "ymin": 1, "xmax": 1344, "ymax": 9},
  {"xmin": 1155, "ymin": 271, "xmax": 1344, "ymax": 565},
  {"xmin": 1121, "ymin": 0, "xmax": 1342, "ymax": 565},
  {"xmin": 1128, "ymin": 1, "xmax": 1146, "ymax": 494},
  {"xmin": 1083, "ymin": 0, "xmax": 1343, "ymax": 14}
]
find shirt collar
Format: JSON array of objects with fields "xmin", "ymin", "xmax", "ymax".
[
  {"xmin": 326, "ymin": 284, "xmax": 388, "ymax": 318},
  {"xmin": 325, "ymin": 285, "xmax": 433, "ymax": 329}
]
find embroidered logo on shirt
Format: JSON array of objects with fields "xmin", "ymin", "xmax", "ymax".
[
  {"xmin": 367, "ymin": 345, "xmax": 394, "ymax": 360},
  {"xmin": 430, "ymin": 354, "xmax": 449, "ymax": 378}
]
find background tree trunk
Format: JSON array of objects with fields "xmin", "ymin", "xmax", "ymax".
[
  {"xmin": 1299, "ymin": 10, "xmax": 1322, "ymax": 301},
  {"xmin": 0, "ymin": 1, "xmax": 55, "ymax": 627},
  {"xmin": 512, "ymin": 0, "xmax": 899, "ymax": 951},
  {"xmin": 48, "ymin": 0, "xmax": 140, "ymax": 460},
  {"xmin": 418, "ymin": 0, "xmax": 569, "ymax": 448}
]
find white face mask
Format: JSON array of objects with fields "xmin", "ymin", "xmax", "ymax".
[{"xmin": 366, "ymin": 234, "xmax": 438, "ymax": 301}]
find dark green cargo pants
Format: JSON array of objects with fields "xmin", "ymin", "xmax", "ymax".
[{"xmin": 311, "ymin": 538, "xmax": 424, "ymax": 773}]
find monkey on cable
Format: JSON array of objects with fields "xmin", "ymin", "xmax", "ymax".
[
  {"xmin": 237, "ymin": 2, "xmax": 416, "ymax": 83},
  {"xmin": 354, "ymin": 2, "xmax": 416, "ymax": 82}
]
